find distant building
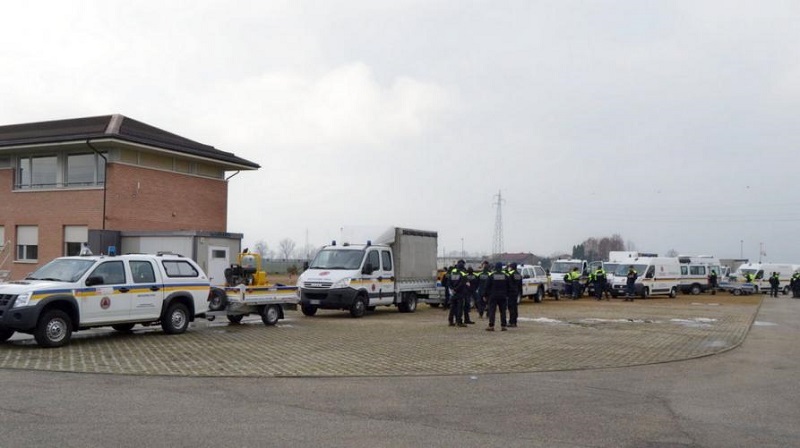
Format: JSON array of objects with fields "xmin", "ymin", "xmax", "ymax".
[
  {"xmin": 492, "ymin": 252, "xmax": 540, "ymax": 266},
  {"xmin": 0, "ymin": 114, "xmax": 259, "ymax": 280}
]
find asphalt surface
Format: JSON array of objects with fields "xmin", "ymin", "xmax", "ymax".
[{"xmin": 1, "ymin": 295, "xmax": 798, "ymax": 447}]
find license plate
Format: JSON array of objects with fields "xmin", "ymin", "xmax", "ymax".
[{"xmin": 309, "ymin": 300, "xmax": 320, "ymax": 305}]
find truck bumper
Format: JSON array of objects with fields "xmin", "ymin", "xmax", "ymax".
[
  {"xmin": 0, "ymin": 304, "xmax": 40, "ymax": 333},
  {"xmin": 300, "ymin": 287, "xmax": 359, "ymax": 310}
]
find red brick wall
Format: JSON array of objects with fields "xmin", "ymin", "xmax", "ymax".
[
  {"xmin": 105, "ymin": 164, "xmax": 227, "ymax": 232},
  {"xmin": 0, "ymin": 164, "xmax": 228, "ymax": 279}
]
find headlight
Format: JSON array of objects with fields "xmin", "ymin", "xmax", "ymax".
[
  {"xmin": 331, "ymin": 278, "xmax": 352, "ymax": 289},
  {"xmin": 13, "ymin": 292, "xmax": 33, "ymax": 308}
]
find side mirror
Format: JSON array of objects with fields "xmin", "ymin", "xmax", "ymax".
[
  {"xmin": 303, "ymin": 261, "xmax": 309, "ymax": 271},
  {"xmin": 362, "ymin": 263, "xmax": 374, "ymax": 275},
  {"xmin": 86, "ymin": 276, "xmax": 104, "ymax": 286}
]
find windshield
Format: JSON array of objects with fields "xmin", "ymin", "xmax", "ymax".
[
  {"xmin": 737, "ymin": 268, "xmax": 757, "ymax": 275},
  {"xmin": 26, "ymin": 258, "xmax": 96, "ymax": 282},
  {"xmin": 614, "ymin": 264, "xmax": 649, "ymax": 276},
  {"xmin": 604, "ymin": 263, "xmax": 618, "ymax": 274},
  {"xmin": 309, "ymin": 249, "xmax": 365, "ymax": 270},
  {"xmin": 551, "ymin": 261, "xmax": 582, "ymax": 273}
]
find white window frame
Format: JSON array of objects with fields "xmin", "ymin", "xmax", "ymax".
[
  {"xmin": 16, "ymin": 225, "xmax": 38, "ymax": 262},
  {"xmin": 64, "ymin": 225, "xmax": 89, "ymax": 256}
]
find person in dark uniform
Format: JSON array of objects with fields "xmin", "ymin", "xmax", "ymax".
[
  {"xmin": 447, "ymin": 260, "xmax": 469, "ymax": 327},
  {"xmin": 768, "ymin": 272, "xmax": 780, "ymax": 298},
  {"xmin": 476, "ymin": 261, "xmax": 491, "ymax": 319},
  {"xmin": 464, "ymin": 267, "xmax": 478, "ymax": 324},
  {"xmin": 625, "ymin": 266, "xmax": 638, "ymax": 301},
  {"xmin": 708, "ymin": 269, "xmax": 718, "ymax": 295},
  {"xmin": 590, "ymin": 266, "xmax": 607, "ymax": 301},
  {"xmin": 485, "ymin": 262, "xmax": 509, "ymax": 331},
  {"xmin": 505, "ymin": 262, "xmax": 523, "ymax": 327},
  {"xmin": 441, "ymin": 266, "xmax": 451, "ymax": 309},
  {"xmin": 791, "ymin": 271, "xmax": 800, "ymax": 298}
]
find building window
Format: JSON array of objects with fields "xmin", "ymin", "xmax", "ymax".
[
  {"xmin": 16, "ymin": 225, "xmax": 38, "ymax": 261},
  {"xmin": 15, "ymin": 152, "xmax": 105, "ymax": 190},
  {"xmin": 64, "ymin": 225, "xmax": 89, "ymax": 256},
  {"xmin": 0, "ymin": 226, "xmax": 5, "ymax": 252}
]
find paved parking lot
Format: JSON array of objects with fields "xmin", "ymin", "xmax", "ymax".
[{"xmin": 0, "ymin": 294, "xmax": 762, "ymax": 377}]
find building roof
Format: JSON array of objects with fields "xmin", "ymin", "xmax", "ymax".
[{"xmin": 0, "ymin": 114, "xmax": 259, "ymax": 170}]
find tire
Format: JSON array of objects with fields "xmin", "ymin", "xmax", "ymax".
[
  {"xmin": 669, "ymin": 287, "xmax": 678, "ymax": 298},
  {"xmin": 350, "ymin": 296, "xmax": 367, "ymax": 318},
  {"xmin": 112, "ymin": 323, "xmax": 136, "ymax": 333},
  {"xmin": 261, "ymin": 305, "xmax": 280, "ymax": 326},
  {"xmin": 208, "ymin": 289, "xmax": 228, "ymax": 312},
  {"xmin": 783, "ymin": 286, "xmax": 790, "ymax": 295},
  {"xmin": 34, "ymin": 309, "xmax": 73, "ymax": 348},
  {"xmin": 641, "ymin": 287, "xmax": 650, "ymax": 299},
  {"xmin": 301, "ymin": 305, "xmax": 318, "ymax": 316},
  {"xmin": 534, "ymin": 287, "xmax": 543, "ymax": 303},
  {"xmin": 227, "ymin": 314, "xmax": 244, "ymax": 324},
  {"xmin": 553, "ymin": 290, "xmax": 560, "ymax": 301},
  {"xmin": 733, "ymin": 288, "xmax": 742, "ymax": 296},
  {"xmin": 161, "ymin": 303, "xmax": 190, "ymax": 334},
  {"xmin": 690, "ymin": 284, "xmax": 702, "ymax": 295},
  {"xmin": 398, "ymin": 293, "xmax": 418, "ymax": 313},
  {"xmin": 429, "ymin": 303, "xmax": 441, "ymax": 308},
  {"xmin": 0, "ymin": 327, "xmax": 14, "ymax": 342}
]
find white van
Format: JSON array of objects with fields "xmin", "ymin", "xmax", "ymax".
[
  {"xmin": 610, "ymin": 257, "xmax": 681, "ymax": 298},
  {"xmin": 678, "ymin": 256, "xmax": 722, "ymax": 295},
  {"xmin": 517, "ymin": 264, "xmax": 549, "ymax": 303},
  {"xmin": 732, "ymin": 263, "xmax": 799, "ymax": 295}
]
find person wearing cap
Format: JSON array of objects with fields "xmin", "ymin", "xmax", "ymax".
[
  {"xmin": 447, "ymin": 260, "xmax": 470, "ymax": 327},
  {"xmin": 625, "ymin": 266, "xmax": 638, "ymax": 301},
  {"xmin": 505, "ymin": 262, "xmax": 523, "ymax": 327},
  {"xmin": 708, "ymin": 269, "xmax": 718, "ymax": 296},
  {"xmin": 485, "ymin": 262, "xmax": 510, "ymax": 331},
  {"xmin": 476, "ymin": 261, "xmax": 491, "ymax": 318},
  {"xmin": 791, "ymin": 270, "xmax": 800, "ymax": 298},
  {"xmin": 768, "ymin": 271, "xmax": 780, "ymax": 298}
]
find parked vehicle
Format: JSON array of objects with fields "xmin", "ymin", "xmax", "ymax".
[
  {"xmin": 678, "ymin": 255, "xmax": 722, "ymax": 295},
  {"xmin": 0, "ymin": 253, "xmax": 210, "ymax": 347},
  {"xmin": 296, "ymin": 227, "xmax": 438, "ymax": 317},
  {"xmin": 730, "ymin": 262, "xmax": 800, "ymax": 295},
  {"xmin": 548, "ymin": 259, "xmax": 602, "ymax": 298},
  {"xmin": 517, "ymin": 264, "xmax": 550, "ymax": 303},
  {"xmin": 208, "ymin": 251, "xmax": 299, "ymax": 325},
  {"xmin": 610, "ymin": 257, "xmax": 681, "ymax": 298}
]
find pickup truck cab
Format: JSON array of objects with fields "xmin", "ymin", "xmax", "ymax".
[
  {"xmin": 517, "ymin": 264, "xmax": 549, "ymax": 303},
  {"xmin": 0, "ymin": 253, "xmax": 210, "ymax": 347}
]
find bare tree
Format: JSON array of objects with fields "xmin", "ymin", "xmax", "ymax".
[
  {"xmin": 665, "ymin": 248, "xmax": 679, "ymax": 257},
  {"xmin": 253, "ymin": 240, "xmax": 269, "ymax": 258},
  {"xmin": 278, "ymin": 238, "xmax": 297, "ymax": 260}
]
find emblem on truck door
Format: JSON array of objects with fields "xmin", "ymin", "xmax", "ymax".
[{"xmin": 100, "ymin": 297, "xmax": 111, "ymax": 309}]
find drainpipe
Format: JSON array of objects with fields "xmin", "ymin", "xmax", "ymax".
[
  {"xmin": 225, "ymin": 170, "xmax": 240, "ymax": 181},
  {"xmin": 86, "ymin": 140, "xmax": 108, "ymax": 230}
]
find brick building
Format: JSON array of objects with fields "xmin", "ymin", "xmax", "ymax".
[{"xmin": 0, "ymin": 114, "xmax": 259, "ymax": 280}]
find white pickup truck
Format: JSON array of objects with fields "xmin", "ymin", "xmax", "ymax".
[{"xmin": 0, "ymin": 253, "xmax": 210, "ymax": 347}]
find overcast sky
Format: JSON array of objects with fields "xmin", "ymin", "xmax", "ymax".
[{"xmin": 2, "ymin": 1, "xmax": 799, "ymax": 262}]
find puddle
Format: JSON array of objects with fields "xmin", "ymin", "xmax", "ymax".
[{"xmin": 753, "ymin": 321, "xmax": 777, "ymax": 327}]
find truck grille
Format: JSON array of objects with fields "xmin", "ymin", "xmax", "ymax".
[
  {"xmin": 0, "ymin": 294, "xmax": 16, "ymax": 316},
  {"xmin": 303, "ymin": 282, "xmax": 333, "ymax": 289}
]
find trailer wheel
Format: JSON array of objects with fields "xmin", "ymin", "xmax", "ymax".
[
  {"xmin": 301, "ymin": 305, "xmax": 317, "ymax": 316},
  {"xmin": 669, "ymin": 287, "xmax": 678, "ymax": 298},
  {"xmin": 350, "ymin": 296, "xmax": 367, "ymax": 318},
  {"xmin": 261, "ymin": 305, "xmax": 280, "ymax": 326},
  {"xmin": 0, "ymin": 327, "xmax": 15, "ymax": 342},
  {"xmin": 227, "ymin": 314, "xmax": 244, "ymax": 324},
  {"xmin": 208, "ymin": 288, "xmax": 227, "ymax": 312},
  {"xmin": 34, "ymin": 310, "xmax": 73, "ymax": 348},
  {"xmin": 534, "ymin": 287, "xmax": 543, "ymax": 303}
]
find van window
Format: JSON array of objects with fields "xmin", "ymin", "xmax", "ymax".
[
  {"xmin": 534, "ymin": 266, "xmax": 545, "ymax": 276},
  {"xmin": 381, "ymin": 251, "xmax": 392, "ymax": 271},
  {"xmin": 365, "ymin": 251, "xmax": 380, "ymax": 273},
  {"xmin": 681, "ymin": 266, "xmax": 688, "ymax": 275},
  {"xmin": 162, "ymin": 260, "xmax": 199, "ymax": 278},
  {"xmin": 689, "ymin": 266, "xmax": 706, "ymax": 275}
]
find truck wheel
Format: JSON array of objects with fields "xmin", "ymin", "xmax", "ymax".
[
  {"xmin": 34, "ymin": 310, "xmax": 73, "ymax": 348},
  {"xmin": 733, "ymin": 288, "xmax": 742, "ymax": 296},
  {"xmin": 112, "ymin": 323, "xmax": 136, "ymax": 333},
  {"xmin": 350, "ymin": 296, "xmax": 367, "ymax": 318},
  {"xmin": 534, "ymin": 287, "xmax": 543, "ymax": 303},
  {"xmin": 398, "ymin": 293, "xmax": 418, "ymax": 313},
  {"xmin": 161, "ymin": 303, "xmax": 190, "ymax": 334},
  {"xmin": 261, "ymin": 305, "xmax": 280, "ymax": 326},
  {"xmin": 0, "ymin": 327, "xmax": 14, "ymax": 342},
  {"xmin": 208, "ymin": 289, "xmax": 227, "ymax": 312},
  {"xmin": 227, "ymin": 314, "xmax": 244, "ymax": 324},
  {"xmin": 301, "ymin": 305, "xmax": 317, "ymax": 316},
  {"xmin": 669, "ymin": 287, "xmax": 678, "ymax": 298},
  {"xmin": 690, "ymin": 284, "xmax": 701, "ymax": 295},
  {"xmin": 641, "ymin": 287, "xmax": 650, "ymax": 299}
]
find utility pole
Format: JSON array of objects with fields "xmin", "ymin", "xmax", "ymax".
[{"xmin": 492, "ymin": 190, "xmax": 505, "ymax": 257}]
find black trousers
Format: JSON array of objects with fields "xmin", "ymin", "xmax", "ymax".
[
  {"xmin": 487, "ymin": 296, "xmax": 508, "ymax": 328},
  {"xmin": 507, "ymin": 293, "xmax": 519, "ymax": 325},
  {"xmin": 448, "ymin": 295, "xmax": 464, "ymax": 324}
]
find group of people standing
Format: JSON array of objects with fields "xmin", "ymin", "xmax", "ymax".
[{"xmin": 441, "ymin": 260, "xmax": 523, "ymax": 331}]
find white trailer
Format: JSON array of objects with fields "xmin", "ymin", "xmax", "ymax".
[{"xmin": 296, "ymin": 227, "xmax": 438, "ymax": 317}]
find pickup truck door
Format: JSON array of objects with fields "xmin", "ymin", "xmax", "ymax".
[
  {"xmin": 128, "ymin": 259, "xmax": 165, "ymax": 320},
  {"xmin": 81, "ymin": 260, "xmax": 133, "ymax": 324},
  {"xmin": 379, "ymin": 249, "xmax": 396, "ymax": 304}
]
